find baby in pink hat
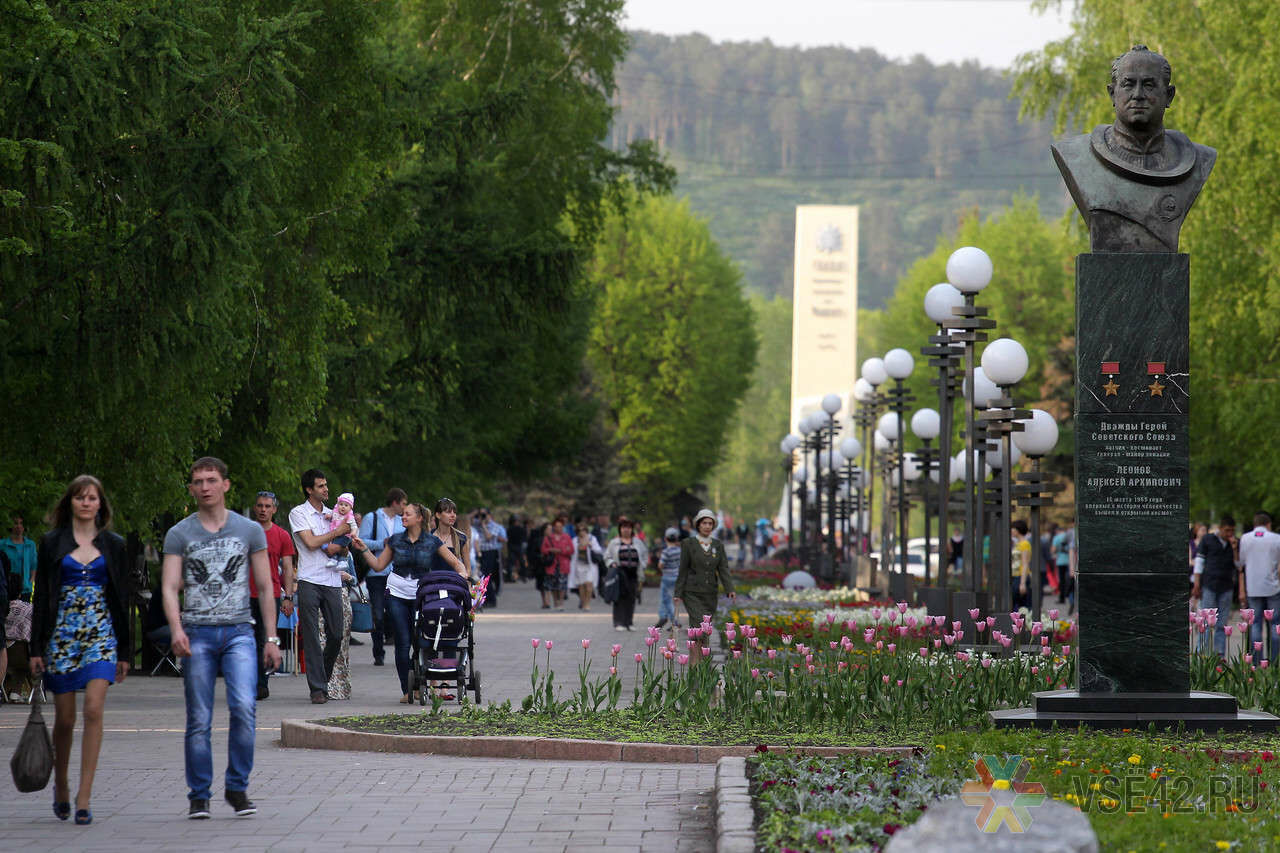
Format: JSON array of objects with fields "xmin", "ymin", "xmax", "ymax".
[{"xmin": 325, "ymin": 492, "xmax": 358, "ymax": 569}]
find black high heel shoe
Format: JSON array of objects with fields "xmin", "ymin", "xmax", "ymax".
[
  {"xmin": 53, "ymin": 800, "xmax": 71, "ymax": 820},
  {"xmin": 74, "ymin": 808, "xmax": 92, "ymax": 825}
]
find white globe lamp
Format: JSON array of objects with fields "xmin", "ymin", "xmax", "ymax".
[
  {"xmin": 946, "ymin": 246, "xmax": 993, "ymax": 294},
  {"xmin": 910, "ymin": 408, "xmax": 941, "ymax": 440},
  {"xmin": 924, "ymin": 282, "xmax": 965, "ymax": 324},
  {"xmin": 877, "ymin": 411, "xmax": 900, "ymax": 440},
  {"xmin": 861, "ymin": 357, "xmax": 888, "ymax": 387},
  {"xmin": 839, "ymin": 437, "xmax": 862, "ymax": 459},
  {"xmin": 963, "ymin": 366, "xmax": 1000, "ymax": 408},
  {"xmin": 821, "ymin": 393, "xmax": 842, "ymax": 416},
  {"xmin": 981, "ymin": 338, "xmax": 1029, "ymax": 387},
  {"xmin": 1013, "ymin": 409, "xmax": 1060, "ymax": 457},
  {"xmin": 883, "ymin": 348, "xmax": 915, "ymax": 380}
]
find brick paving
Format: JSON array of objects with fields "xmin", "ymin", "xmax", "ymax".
[{"xmin": 0, "ymin": 579, "xmax": 715, "ymax": 852}]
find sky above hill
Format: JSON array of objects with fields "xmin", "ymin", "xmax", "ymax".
[{"xmin": 623, "ymin": 0, "xmax": 1074, "ymax": 69}]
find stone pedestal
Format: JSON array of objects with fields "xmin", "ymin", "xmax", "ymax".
[{"xmin": 992, "ymin": 253, "xmax": 1277, "ymax": 730}]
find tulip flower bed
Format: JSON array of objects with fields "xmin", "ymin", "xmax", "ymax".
[
  {"xmin": 751, "ymin": 728, "xmax": 1280, "ymax": 853},
  {"xmin": 511, "ymin": 609, "xmax": 1078, "ymax": 732}
]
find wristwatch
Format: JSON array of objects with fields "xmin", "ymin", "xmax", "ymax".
[
  {"xmin": 281, "ymin": 594, "xmax": 293, "ymax": 601},
  {"xmin": 266, "ymin": 636, "xmax": 281, "ymax": 646}
]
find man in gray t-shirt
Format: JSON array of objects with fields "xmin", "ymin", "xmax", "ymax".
[
  {"xmin": 162, "ymin": 457, "xmax": 279, "ymax": 820},
  {"xmin": 164, "ymin": 511, "xmax": 266, "ymax": 626}
]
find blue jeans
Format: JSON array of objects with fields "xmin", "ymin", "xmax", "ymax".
[
  {"xmin": 1249, "ymin": 594, "xmax": 1280, "ymax": 661},
  {"xmin": 387, "ymin": 595, "xmax": 415, "ymax": 695},
  {"xmin": 1202, "ymin": 586, "xmax": 1235, "ymax": 657},
  {"xmin": 659, "ymin": 576, "xmax": 676, "ymax": 624},
  {"xmin": 183, "ymin": 623, "xmax": 257, "ymax": 800}
]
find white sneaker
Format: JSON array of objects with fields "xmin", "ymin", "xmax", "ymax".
[{"xmin": 615, "ymin": 625, "xmax": 625, "ymax": 632}]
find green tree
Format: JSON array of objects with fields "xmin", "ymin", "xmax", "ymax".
[
  {"xmin": 706, "ymin": 296, "xmax": 792, "ymax": 521},
  {"xmin": 586, "ymin": 193, "xmax": 757, "ymax": 519},
  {"xmin": 1013, "ymin": 0, "xmax": 1280, "ymax": 516}
]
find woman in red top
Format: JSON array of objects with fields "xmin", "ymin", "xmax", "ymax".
[{"xmin": 540, "ymin": 517, "xmax": 573, "ymax": 612}]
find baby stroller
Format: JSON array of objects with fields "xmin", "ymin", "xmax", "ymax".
[{"xmin": 408, "ymin": 569, "xmax": 481, "ymax": 706}]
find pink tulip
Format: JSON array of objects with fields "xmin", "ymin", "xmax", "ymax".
[
  {"xmin": 1000, "ymin": 636, "xmax": 1012, "ymax": 649},
  {"xmin": 991, "ymin": 630, "xmax": 1003, "ymax": 644},
  {"xmin": 968, "ymin": 608, "xmax": 981, "ymax": 620},
  {"xmin": 975, "ymin": 622, "xmax": 987, "ymax": 633},
  {"xmin": 1040, "ymin": 645, "xmax": 1052, "ymax": 657},
  {"xmin": 667, "ymin": 639, "xmax": 677, "ymax": 651},
  {"xmin": 944, "ymin": 634, "xmax": 955, "ymax": 646},
  {"xmin": 871, "ymin": 608, "xmax": 882, "ymax": 621},
  {"xmin": 1031, "ymin": 622, "xmax": 1043, "ymax": 637},
  {"xmin": 897, "ymin": 601, "xmax": 908, "ymax": 613},
  {"xmin": 678, "ymin": 654, "xmax": 689, "ymax": 665},
  {"xmin": 1242, "ymin": 609, "xmax": 1256, "ymax": 625},
  {"xmin": 702, "ymin": 645, "xmax": 711, "ymax": 657},
  {"xmin": 919, "ymin": 647, "xmax": 928, "ymax": 658},
  {"xmin": 1031, "ymin": 666, "xmax": 1039, "ymax": 675},
  {"xmin": 882, "ymin": 675, "xmax": 891, "ymax": 684},
  {"xmin": 1275, "ymin": 625, "xmax": 1280, "ymax": 636},
  {"xmin": 864, "ymin": 629, "xmax": 876, "ymax": 643},
  {"xmin": 1245, "ymin": 654, "xmax": 1253, "ymax": 665},
  {"xmin": 807, "ymin": 664, "xmax": 816, "ymax": 674},
  {"xmin": 733, "ymin": 650, "xmax": 742, "ymax": 659},
  {"xmin": 796, "ymin": 643, "xmax": 807, "ymax": 655},
  {"xmin": 767, "ymin": 649, "xmax": 778, "ymax": 660},
  {"xmin": 545, "ymin": 640, "xmax": 553, "ymax": 650},
  {"xmin": 1041, "ymin": 636, "xmax": 1049, "ymax": 646},
  {"xmin": 981, "ymin": 657, "xmax": 993, "ymax": 669},
  {"xmin": 897, "ymin": 626, "xmax": 909, "ymax": 637},
  {"xmin": 687, "ymin": 628, "xmax": 699, "ymax": 639},
  {"xmin": 952, "ymin": 621, "xmax": 963, "ymax": 633},
  {"xmin": 875, "ymin": 641, "xmax": 884, "ymax": 651},
  {"xmin": 805, "ymin": 654, "xmax": 814, "ymax": 665},
  {"xmin": 955, "ymin": 628, "xmax": 965, "ymax": 640},
  {"xmin": 532, "ymin": 638, "xmax": 541, "ymax": 648},
  {"xmin": 751, "ymin": 668, "xmax": 761, "ymax": 679},
  {"xmin": 985, "ymin": 616, "xmax": 996, "ymax": 628},
  {"xmin": 825, "ymin": 612, "xmax": 837, "ymax": 625},
  {"xmin": 749, "ymin": 637, "xmax": 760, "ymax": 648},
  {"xmin": 1266, "ymin": 610, "xmax": 1276, "ymax": 622},
  {"xmin": 829, "ymin": 641, "xmax": 838, "ymax": 650},
  {"xmin": 1264, "ymin": 660, "xmax": 1271, "ymax": 669},
  {"xmin": 887, "ymin": 643, "xmax": 897, "ymax": 654},
  {"xmin": 933, "ymin": 639, "xmax": 942, "ymax": 649},
  {"xmin": 905, "ymin": 615, "xmax": 918, "ymax": 629},
  {"xmin": 662, "ymin": 649, "xmax": 673, "ymax": 660},
  {"xmin": 1062, "ymin": 645, "xmax": 1072, "ymax": 656},
  {"xmin": 1206, "ymin": 610, "xmax": 1218, "ymax": 626},
  {"xmin": 725, "ymin": 629, "xmax": 737, "ymax": 642},
  {"xmin": 837, "ymin": 661, "xmax": 848, "ymax": 671},
  {"xmin": 1256, "ymin": 642, "xmax": 1264, "ymax": 652},
  {"xmin": 634, "ymin": 653, "xmax": 643, "ymax": 662},
  {"xmin": 582, "ymin": 638, "xmax": 591, "ymax": 649},
  {"xmin": 646, "ymin": 636, "xmax": 657, "ymax": 647},
  {"xmin": 609, "ymin": 666, "xmax": 617, "ymax": 675},
  {"xmin": 1048, "ymin": 609, "xmax": 1059, "ymax": 621},
  {"xmin": 1225, "ymin": 626, "xmax": 1235, "ymax": 637},
  {"xmin": 611, "ymin": 644, "xmax": 621, "ymax": 656},
  {"xmin": 782, "ymin": 634, "xmax": 793, "ymax": 646},
  {"xmin": 702, "ymin": 623, "xmax": 714, "ymax": 637},
  {"xmin": 896, "ymin": 679, "xmax": 904, "ymax": 687},
  {"xmin": 956, "ymin": 651, "xmax": 970, "ymax": 662},
  {"xmin": 687, "ymin": 640, "xmax": 697, "ymax": 651}
]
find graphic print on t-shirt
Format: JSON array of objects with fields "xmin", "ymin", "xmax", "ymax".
[{"xmin": 182, "ymin": 534, "xmax": 251, "ymax": 623}]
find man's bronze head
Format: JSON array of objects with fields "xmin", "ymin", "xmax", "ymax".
[{"xmin": 1107, "ymin": 45, "xmax": 1175, "ymax": 135}]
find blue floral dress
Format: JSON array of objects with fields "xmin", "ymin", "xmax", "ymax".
[{"xmin": 43, "ymin": 554, "xmax": 117, "ymax": 693}]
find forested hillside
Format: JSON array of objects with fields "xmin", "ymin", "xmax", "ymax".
[{"xmin": 612, "ymin": 32, "xmax": 1072, "ymax": 305}]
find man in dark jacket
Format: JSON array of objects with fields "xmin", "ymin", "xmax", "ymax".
[{"xmin": 1192, "ymin": 515, "xmax": 1242, "ymax": 656}]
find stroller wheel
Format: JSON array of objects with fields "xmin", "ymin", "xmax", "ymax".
[{"xmin": 407, "ymin": 671, "xmax": 417, "ymax": 693}]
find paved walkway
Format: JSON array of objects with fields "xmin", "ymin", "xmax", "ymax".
[{"xmin": 0, "ymin": 579, "xmax": 715, "ymax": 852}]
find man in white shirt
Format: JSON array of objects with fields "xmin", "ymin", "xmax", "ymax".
[
  {"xmin": 288, "ymin": 468, "xmax": 349, "ymax": 704},
  {"xmin": 1239, "ymin": 511, "xmax": 1280, "ymax": 662}
]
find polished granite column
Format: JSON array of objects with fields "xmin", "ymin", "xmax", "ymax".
[
  {"xmin": 1075, "ymin": 253, "xmax": 1190, "ymax": 692},
  {"xmin": 992, "ymin": 253, "xmax": 1276, "ymax": 729}
]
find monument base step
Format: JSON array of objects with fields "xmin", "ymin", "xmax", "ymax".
[{"xmin": 991, "ymin": 688, "xmax": 1280, "ymax": 731}]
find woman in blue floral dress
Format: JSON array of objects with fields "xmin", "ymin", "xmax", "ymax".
[{"xmin": 30, "ymin": 475, "xmax": 133, "ymax": 825}]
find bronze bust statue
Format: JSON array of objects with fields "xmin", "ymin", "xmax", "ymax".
[{"xmin": 1051, "ymin": 45, "xmax": 1216, "ymax": 252}]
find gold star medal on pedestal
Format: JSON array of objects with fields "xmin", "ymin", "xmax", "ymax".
[
  {"xmin": 1147, "ymin": 361, "xmax": 1166, "ymax": 397},
  {"xmin": 1101, "ymin": 361, "xmax": 1119, "ymax": 396}
]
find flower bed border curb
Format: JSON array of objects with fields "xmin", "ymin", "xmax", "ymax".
[
  {"xmin": 714, "ymin": 756, "xmax": 754, "ymax": 853},
  {"xmin": 280, "ymin": 719, "xmax": 918, "ymax": 763}
]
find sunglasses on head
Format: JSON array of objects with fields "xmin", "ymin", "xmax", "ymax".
[{"xmin": 257, "ymin": 491, "xmax": 276, "ymax": 499}]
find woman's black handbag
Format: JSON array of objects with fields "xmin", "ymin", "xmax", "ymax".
[
  {"xmin": 600, "ymin": 568, "xmax": 620, "ymax": 604},
  {"xmin": 10, "ymin": 692, "xmax": 53, "ymax": 792}
]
